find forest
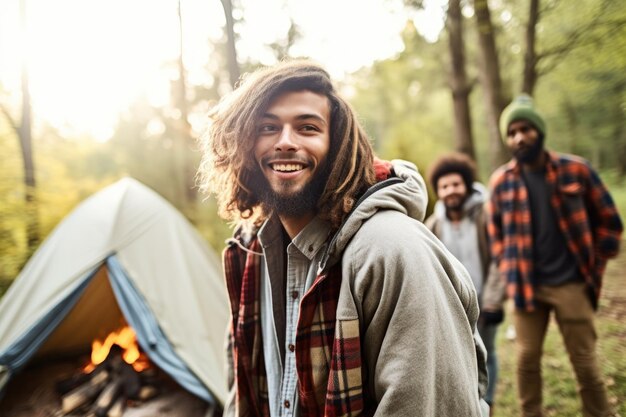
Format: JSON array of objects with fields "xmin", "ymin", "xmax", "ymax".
[{"xmin": 1, "ymin": 0, "xmax": 625, "ymax": 284}]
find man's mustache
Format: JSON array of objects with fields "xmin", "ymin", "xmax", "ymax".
[{"xmin": 260, "ymin": 153, "xmax": 311, "ymax": 165}]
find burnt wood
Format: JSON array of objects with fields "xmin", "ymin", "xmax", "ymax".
[{"xmin": 119, "ymin": 360, "xmax": 141, "ymax": 399}]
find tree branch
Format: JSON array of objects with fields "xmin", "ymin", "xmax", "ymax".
[
  {"xmin": 539, "ymin": 0, "xmax": 560, "ymax": 15},
  {"xmin": 536, "ymin": 1, "xmax": 620, "ymax": 75},
  {"xmin": 538, "ymin": 18, "xmax": 624, "ymax": 77}
]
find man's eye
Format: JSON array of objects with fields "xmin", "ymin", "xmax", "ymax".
[
  {"xmin": 300, "ymin": 125, "xmax": 319, "ymax": 132},
  {"xmin": 258, "ymin": 125, "xmax": 278, "ymax": 133}
]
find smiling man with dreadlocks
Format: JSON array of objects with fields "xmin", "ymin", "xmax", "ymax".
[{"xmin": 198, "ymin": 60, "xmax": 489, "ymax": 416}]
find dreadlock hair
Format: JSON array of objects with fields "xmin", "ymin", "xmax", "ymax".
[
  {"xmin": 428, "ymin": 152, "xmax": 477, "ymax": 194},
  {"xmin": 197, "ymin": 59, "xmax": 376, "ymax": 229}
]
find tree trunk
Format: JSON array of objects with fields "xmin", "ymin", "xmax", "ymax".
[
  {"xmin": 473, "ymin": 0, "xmax": 509, "ymax": 170},
  {"xmin": 175, "ymin": 0, "xmax": 196, "ymax": 203},
  {"xmin": 446, "ymin": 0, "xmax": 475, "ymax": 159},
  {"xmin": 562, "ymin": 98, "xmax": 579, "ymax": 154},
  {"xmin": 522, "ymin": 0, "xmax": 540, "ymax": 94},
  {"xmin": 19, "ymin": 0, "xmax": 39, "ymax": 251},
  {"xmin": 220, "ymin": 0, "xmax": 240, "ymax": 89}
]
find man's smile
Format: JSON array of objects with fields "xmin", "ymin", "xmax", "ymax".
[{"xmin": 271, "ymin": 163, "xmax": 305, "ymax": 172}]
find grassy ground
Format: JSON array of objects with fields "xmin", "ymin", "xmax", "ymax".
[{"xmin": 492, "ymin": 245, "xmax": 626, "ymax": 417}]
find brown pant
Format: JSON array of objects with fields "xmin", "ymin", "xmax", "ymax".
[{"xmin": 514, "ymin": 282, "xmax": 612, "ymax": 417}]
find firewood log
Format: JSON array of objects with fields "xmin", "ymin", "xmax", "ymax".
[
  {"xmin": 107, "ymin": 396, "xmax": 125, "ymax": 417},
  {"xmin": 93, "ymin": 379, "xmax": 122, "ymax": 417},
  {"xmin": 61, "ymin": 370, "xmax": 109, "ymax": 414},
  {"xmin": 137, "ymin": 385, "xmax": 159, "ymax": 401},
  {"xmin": 56, "ymin": 370, "xmax": 92, "ymax": 396}
]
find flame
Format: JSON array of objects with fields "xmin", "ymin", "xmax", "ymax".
[{"xmin": 84, "ymin": 326, "xmax": 150, "ymax": 372}]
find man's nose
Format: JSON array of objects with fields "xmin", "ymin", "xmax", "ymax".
[
  {"xmin": 512, "ymin": 130, "xmax": 526, "ymax": 145},
  {"xmin": 274, "ymin": 126, "xmax": 298, "ymax": 151}
]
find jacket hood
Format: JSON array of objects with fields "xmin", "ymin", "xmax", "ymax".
[
  {"xmin": 319, "ymin": 159, "xmax": 427, "ymax": 271},
  {"xmin": 433, "ymin": 182, "xmax": 487, "ymax": 221}
]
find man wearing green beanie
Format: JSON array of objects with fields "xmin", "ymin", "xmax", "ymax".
[{"xmin": 487, "ymin": 95, "xmax": 623, "ymax": 417}]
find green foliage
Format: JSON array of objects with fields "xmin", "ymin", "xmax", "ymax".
[
  {"xmin": 105, "ymin": 95, "xmax": 233, "ymax": 252},
  {"xmin": 0, "ymin": 120, "xmax": 120, "ymax": 290},
  {"xmin": 0, "ymin": 120, "xmax": 29, "ymax": 282},
  {"xmin": 186, "ymin": 197, "xmax": 232, "ymax": 256},
  {"xmin": 478, "ymin": 0, "xmax": 626, "ymax": 172},
  {"xmin": 349, "ymin": 22, "xmax": 454, "ymax": 171},
  {"xmin": 535, "ymin": 0, "xmax": 626, "ymax": 171}
]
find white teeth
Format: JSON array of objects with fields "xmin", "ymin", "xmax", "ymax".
[{"xmin": 272, "ymin": 163, "xmax": 304, "ymax": 172}]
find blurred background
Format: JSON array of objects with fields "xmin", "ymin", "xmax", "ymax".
[{"xmin": 1, "ymin": 0, "xmax": 625, "ymax": 414}]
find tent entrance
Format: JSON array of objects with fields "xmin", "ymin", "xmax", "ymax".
[{"xmin": 35, "ymin": 264, "xmax": 126, "ymax": 361}]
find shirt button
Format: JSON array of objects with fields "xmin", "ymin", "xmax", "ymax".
[
  {"xmin": 288, "ymin": 343, "xmax": 295, "ymax": 352},
  {"xmin": 308, "ymin": 245, "xmax": 314, "ymax": 252},
  {"xmin": 291, "ymin": 290, "xmax": 298, "ymax": 299},
  {"xmin": 284, "ymin": 400, "xmax": 290, "ymax": 408}
]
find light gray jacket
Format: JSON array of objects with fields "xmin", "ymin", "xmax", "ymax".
[{"xmin": 321, "ymin": 160, "xmax": 489, "ymax": 416}]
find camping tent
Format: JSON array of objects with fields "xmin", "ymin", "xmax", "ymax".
[{"xmin": 0, "ymin": 178, "xmax": 229, "ymax": 407}]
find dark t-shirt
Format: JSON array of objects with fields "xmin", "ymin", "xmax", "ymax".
[{"xmin": 522, "ymin": 168, "xmax": 581, "ymax": 285}]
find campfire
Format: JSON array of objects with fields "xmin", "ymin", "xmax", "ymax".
[{"xmin": 55, "ymin": 326, "xmax": 159, "ymax": 416}]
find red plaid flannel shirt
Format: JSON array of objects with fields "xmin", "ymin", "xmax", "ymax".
[
  {"xmin": 488, "ymin": 151, "xmax": 623, "ymax": 311},
  {"xmin": 223, "ymin": 233, "xmax": 369, "ymax": 416}
]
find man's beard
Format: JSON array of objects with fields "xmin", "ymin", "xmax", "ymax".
[
  {"xmin": 513, "ymin": 134, "xmax": 545, "ymax": 164},
  {"xmin": 250, "ymin": 161, "xmax": 331, "ymax": 218},
  {"xmin": 444, "ymin": 195, "xmax": 465, "ymax": 212}
]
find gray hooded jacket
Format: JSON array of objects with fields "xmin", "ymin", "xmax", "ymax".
[{"xmin": 321, "ymin": 159, "xmax": 489, "ymax": 416}]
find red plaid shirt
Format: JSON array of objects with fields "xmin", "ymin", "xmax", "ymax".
[
  {"xmin": 488, "ymin": 151, "xmax": 623, "ymax": 311},
  {"xmin": 223, "ymin": 233, "xmax": 369, "ymax": 416}
]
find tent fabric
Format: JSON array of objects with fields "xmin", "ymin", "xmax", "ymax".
[
  {"xmin": 0, "ymin": 268, "xmax": 95, "ymax": 372},
  {"xmin": 0, "ymin": 178, "xmax": 229, "ymax": 405},
  {"xmin": 107, "ymin": 256, "xmax": 214, "ymax": 403}
]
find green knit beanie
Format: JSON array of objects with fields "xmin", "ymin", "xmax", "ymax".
[{"xmin": 499, "ymin": 94, "xmax": 546, "ymax": 141}]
